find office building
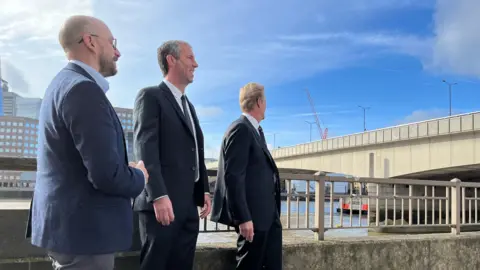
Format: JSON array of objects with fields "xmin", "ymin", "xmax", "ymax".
[
  {"xmin": 0, "ymin": 116, "xmax": 38, "ymax": 181},
  {"xmin": 113, "ymin": 107, "xmax": 134, "ymax": 161},
  {"xmin": 0, "ymin": 79, "xmax": 6, "ymax": 116},
  {"xmin": 0, "ymin": 116, "xmax": 38, "ymax": 158},
  {"xmin": 2, "ymin": 91, "xmax": 42, "ymax": 120},
  {"xmin": 15, "ymin": 96, "xmax": 42, "ymax": 119},
  {"xmin": 0, "ymin": 58, "xmax": 4, "ymax": 115}
]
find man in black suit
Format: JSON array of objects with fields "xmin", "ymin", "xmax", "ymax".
[
  {"xmin": 211, "ymin": 82, "xmax": 282, "ymax": 269},
  {"xmin": 132, "ymin": 40, "xmax": 212, "ymax": 270}
]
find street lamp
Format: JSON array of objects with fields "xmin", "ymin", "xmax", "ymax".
[
  {"xmin": 442, "ymin": 79, "xmax": 457, "ymax": 116},
  {"xmin": 268, "ymin": 132, "xmax": 279, "ymax": 149},
  {"xmin": 358, "ymin": 105, "xmax": 370, "ymax": 131},
  {"xmin": 305, "ymin": 121, "xmax": 315, "ymax": 142}
]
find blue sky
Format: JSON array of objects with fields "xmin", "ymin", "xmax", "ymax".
[{"xmin": 1, "ymin": 0, "xmax": 480, "ymax": 158}]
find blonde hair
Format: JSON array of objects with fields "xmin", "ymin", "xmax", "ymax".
[{"xmin": 239, "ymin": 82, "xmax": 264, "ymax": 112}]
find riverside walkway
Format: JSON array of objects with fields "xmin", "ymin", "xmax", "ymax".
[{"xmin": 1, "ymin": 157, "xmax": 480, "ymax": 269}]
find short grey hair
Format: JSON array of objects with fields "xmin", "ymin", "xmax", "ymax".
[
  {"xmin": 157, "ymin": 40, "xmax": 190, "ymax": 76},
  {"xmin": 239, "ymin": 82, "xmax": 265, "ymax": 112}
]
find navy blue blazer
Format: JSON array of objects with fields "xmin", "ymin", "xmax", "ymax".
[{"xmin": 27, "ymin": 62, "xmax": 145, "ymax": 255}]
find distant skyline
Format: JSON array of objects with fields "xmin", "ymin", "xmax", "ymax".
[{"xmin": 2, "ymin": 0, "xmax": 480, "ymax": 158}]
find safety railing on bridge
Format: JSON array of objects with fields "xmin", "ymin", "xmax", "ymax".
[
  {"xmin": 202, "ymin": 172, "xmax": 480, "ymax": 240},
  {"xmin": 2, "ymin": 157, "xmax": 480, "ymax": 240},
  {"xmin": 1, "ymin": 180, "xmax": 35, "ymax": 190}
]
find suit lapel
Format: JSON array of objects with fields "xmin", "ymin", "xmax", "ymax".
[
  {"xmin": 160, "ymin": 82, "xmax": 195, "ymax": 138},
  {"xmin": 241, "ymin": 115, "xmax": 276, "ymax": 168},
  {"xmin": 66, "ymin": 62, "xmax": 128, "ymax": 162},
  {"xmin": 187, "ymin": 99, "xmax": 202, "ymax": 140}
]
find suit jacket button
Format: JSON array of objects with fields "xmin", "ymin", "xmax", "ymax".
[
  {"xmin": 192, "ymin": 166, "xmax": 196, "ymax": 171},
  {"xmin": 191, "ymin": 148, "xmax": 195, "ymax": 151}
]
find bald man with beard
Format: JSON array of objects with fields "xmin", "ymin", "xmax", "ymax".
[{"xmin": 25, "ymin": 15, "xmax": 148, "ymax": 270}]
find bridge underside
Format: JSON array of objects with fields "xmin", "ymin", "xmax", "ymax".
[{"xmin": 393, "ymin": 164, "xmax": 480, "ymax": 182}]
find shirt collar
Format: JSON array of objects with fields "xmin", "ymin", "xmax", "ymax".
[
  {"xmin": 69, "ymin": 60, "xmax": 109, "ymax": 93},
  {"xmin": 163, "ymin": 79, "xmax": 184, "ymax": 100},
  {"xmin": 242, "ymin": 112, "xmax": 260, "ymax": 131}
]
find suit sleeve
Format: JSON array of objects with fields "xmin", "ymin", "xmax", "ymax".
[
  {"xmin": 202, "ymin": 160, "xmax": 209, "ymax": 194},
  {"xmin": 60, "ymin": 81, "xmax": 145, "ymax": 198},
  {"xmin": 223, "ymin": 123, "xmax": 251, "ymax": 224},
  {"xmin": 199, "ymin": 137, "xmax": 209, "ymax": 195},
  {"xmin": 133, "ymin": 89, "xmax": 168, "ymax": 202}
]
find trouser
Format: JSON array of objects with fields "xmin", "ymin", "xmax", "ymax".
[
  {"xmin": 138, "ymin": 200, "xmax": 200, "ymax": 270},
  {"xmin": 47, "ymin": 251, "xmax": 115, "ymax": 270},
  {"xmin": 235, "ymin": 210, "xmax": 283, "ymax": 270}
]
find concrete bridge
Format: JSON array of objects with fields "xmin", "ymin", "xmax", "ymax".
[{"xmin": 270, "ymin": 111, "xmax": 480, "ymax": 181}]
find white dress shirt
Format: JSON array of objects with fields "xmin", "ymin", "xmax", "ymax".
[{"xmin": 242, "ymin": 112, "xmax": 260, "ymax": 134}]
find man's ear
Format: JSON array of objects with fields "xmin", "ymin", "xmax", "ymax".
[{"xmin": 166, "ymin": 55, "xmax": 176, "ymax": 67}]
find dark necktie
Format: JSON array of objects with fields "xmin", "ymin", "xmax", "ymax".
[
  {"xmin": 181, "ymin": 95, "xmax": 199, "ymax": 180},
  {"xmin": 181, "ymin": 95, "xmax": 194, "ymax": 133},
  {"xmin": 258, "ymin": 125, "xmax": 267, "ymax": 146},
  {"xmin": 259, "ymin": 125, "xmax": 276, "ymax": 183}
]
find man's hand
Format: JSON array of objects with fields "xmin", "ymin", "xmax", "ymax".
[
  {"xmin": 129, "ymin": 160, "xmax": 149, "ymax": 183},
  {"xmin": 153, "ymin": 196, "xmax": 175, "ymax": 226},
  {"xmin": 199, "ymin": 194, "xmax": 212, "ymax": 218},
  {"xmin": 239, "ymin": 221, "xmax": 254, "ymax": 242}
]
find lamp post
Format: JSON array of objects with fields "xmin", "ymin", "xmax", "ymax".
[
  {"xmin": 358, "ymin": 105, "xmax": 370, "ymax": 131},
  {"xmin": 305, "ymin": 121, "xmax": 315, "ymax": 142},
  {"xmin": 442, "ymin": 80, "xmax": 457, "ymax": 116},
  {"xmin": 269, "ymin": 133, "xmax": 278, "ymax": 149}
]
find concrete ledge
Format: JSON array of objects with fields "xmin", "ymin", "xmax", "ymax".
[
  {"xmin": 4, "ymin": 208, "xmax": 480, "ymax": 269},
  {"xmin": 4, "ymin": 232, "xmax": 480, "ymax": 269},
  {"xmin": 0, "ymin": 209, "xmax": 144, "ymax": 259}
]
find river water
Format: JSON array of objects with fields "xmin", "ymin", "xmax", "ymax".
[
  {"xmin": 0, "ymin": 199, "xmax": 370, "ymax": 243},
  {"xmin": 197, "ymin": 200, "xmax": 370, "ymax": 243},
  {"xmin": 281, "ymin": 200, "xmax": 369, "ymax": 234}
]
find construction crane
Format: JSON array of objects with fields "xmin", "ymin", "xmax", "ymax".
[{"xmin": 305, "ymin": 88, "xmax": 328, "ymax": 140}]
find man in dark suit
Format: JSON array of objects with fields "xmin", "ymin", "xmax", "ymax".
[
  {"xmin": 133, "ymin": 40, "xmax": 212, "ymax": 270},
  {"xmin": 26, "ymin": 15, "xmax": 148, "ymax": 270},
  {"xmin": 211, "ymin": 82, "xmax": 283, "ymax": 269}
]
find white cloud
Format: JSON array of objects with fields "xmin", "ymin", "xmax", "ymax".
[
  {"xmin": 195, "ymin": 106, "xmax": 223, "ymax": 119},
  {"xmin": 0, "ymin": 0, "xmax": 94, "ymax": 97},
  {"xmin": 0, "ymin": 0, "xmax": 93, "ymax": 41},
  {"xmin": 396, "ymin": 106, "xmax": 478, "ymax": 125},
  {"xmin": 93, "ymin": 0, "xmax": 436, "ymax": 108},
  {"xmin": 2, "ymin": 60, "xmax": 30, "ymax": 94},
  {"xmin": 287, "ymin": 110, "xmax": 358, "ymax": 118},
  {"xmin": 267, "ymin": 143, "xmax": 273, "ymax": 151},
  {"xmin": 396, "ymin": 109, "xmax": 449, "ymax": 124},
  {"xmin": 0, "ymin": 0, "xmax": 436, "ymax": 105},
  {"xmin": 431, "ymin": 0, "xmax": 480, "ymax": 78}
]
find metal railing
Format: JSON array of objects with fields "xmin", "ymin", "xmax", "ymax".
[
  {"xmin": 200, "ymin": 173, "xmax": 480, "ymax": 240},
  {"xmin": 1, "ymin": 157, "xmax": 479, "ymax": 240},
  {"xmin": 0, "ymin": 180, "xmax": 35, "ymax": 190}
]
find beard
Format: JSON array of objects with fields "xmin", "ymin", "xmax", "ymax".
[{"xmin": 98, "ymin": 50, "xmax": 117, "ymax": 77}]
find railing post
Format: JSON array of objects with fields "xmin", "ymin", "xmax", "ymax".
[
  {"xmin": 314, "ymin": 172, "xmax": 325, "ymax": 240},
  {"xmin": 451, "ymin": 178, "xmax": 461, "ymax": 235},
  {"xmin": 286, "ymin": 179, "xmax": 291, "ymax": 229}
]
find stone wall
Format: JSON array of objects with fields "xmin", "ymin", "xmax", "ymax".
[
  {"xmin": 3, "ymin": 232, "xmax": 480, "ymax": 269},
  {"xmin": 3, "ymin": 209, "xmax": 480, "ymax": 269}
]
